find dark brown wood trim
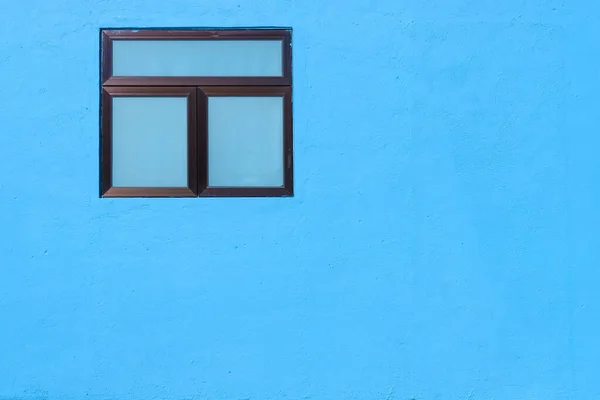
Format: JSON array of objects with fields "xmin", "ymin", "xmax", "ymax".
[
  {"xmin": 100, "ymin": 88, "xmax": 113, "ymax": 196},
  {"xmin": 283, "ymin": 89, "xmax": 294, "ymax": 195},
  {"xmin": 187, "ymin": 89, "xmax": 199, "ymax": 195},
  {"xmin": 103, "ymin": 187, "xmax": 197, "ymax": 198},
  {"xmin": 100, "ymin": 29, "xmax": 292, "ymax": 85},
  {"xmin": 199, "ymin": 187, "xmax": 293, "ymax": 197},
  {"xmin": 101, "ymin": 30, "xmax": 112, "ymax": 84},
  {"xmin": 102, "ymin": 86, "xmax": 197, "ymax": 96},
  {"xmin": 104, "ymin": 76, "xmax": 291, "ymax": 87},
  {"xmin": 102, "ymin": 29, "xmax": 290, "ymax": 40},
  {"xmin": 199, "ymin": 86, "xmax": 291, "ymax": 96},
  {"xmin": 282, "ymin": 31, "xmax": 292, "ymax": 85},
  {"xmin": 196, "ymin": 88, "xmax": 208, "ymax": 193},
  {"xmin": 196, "ymin": 86, "xmax": 293, "ymax": 197},
  {"xmin": 100, "ymin": 86, "xmax": 199, "ymax": 198}
]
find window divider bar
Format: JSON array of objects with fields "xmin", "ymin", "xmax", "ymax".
[
  {"xmin": 187, "ymin": 88, "xmax": 199, "ymax": 195},
  {"xmin": 196, "ymin": 88, "xmax": 209, "ymax": 195}
]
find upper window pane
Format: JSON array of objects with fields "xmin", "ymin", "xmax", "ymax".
[{"xmin": 112, "ymin": 40, "xmax": 283, "ymax": 77}]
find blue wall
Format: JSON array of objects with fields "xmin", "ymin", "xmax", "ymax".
[{"xmin": 1, "ymin": 0, "xmax": 599, "ymax": 399}]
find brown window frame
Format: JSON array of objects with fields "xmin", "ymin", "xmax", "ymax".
[{"xmin": 100, "ymin": 28, "xmax": 293, "ymax": 198}]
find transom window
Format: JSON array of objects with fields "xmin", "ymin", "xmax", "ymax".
[{"xmin": 100, "ymin": 28, "xmax": 293, "ymax": 197}]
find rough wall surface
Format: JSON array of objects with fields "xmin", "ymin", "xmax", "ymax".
[{"xmin": 1, "ymin": 0, "xmax": 599, "ymax": 399}]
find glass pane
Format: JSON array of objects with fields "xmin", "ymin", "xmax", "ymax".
[
  {"xmin": 208, "ymin": 96, "xmax": 284, "ymax": 187},
  {"xmin": 113, "ymin": 40, "xmax": 283, "ymax": 77},
  {"xmin": 112, "ymin": 97, "xmax": 188, "ymax": 187}
]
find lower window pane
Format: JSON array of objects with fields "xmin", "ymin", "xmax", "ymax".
[
  {"xmin": 112, "ymin": 97, "xmax": 188, "ymax": 187},
  {"xmin": 208, "ymin": 96, "xmax": 284, "ymax": 187}
]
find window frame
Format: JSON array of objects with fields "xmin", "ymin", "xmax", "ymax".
[
  {"xmin": 99, "ymin": 28, "xmax": 293, "ymax": 198},
  {"xmin": 100, "ymin": 86, "xmax": 199, "ymax": 198},
  {"xmin": 101, "ymin": 29, "xmax": 292, "ymax": 87},
  {"xmin": 197, "ymin": 86, "xmax": 293, "ymax": 197}
]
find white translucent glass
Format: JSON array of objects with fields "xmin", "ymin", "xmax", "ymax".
[
  {"xmin": 208, "ymin": 96, "xmax": 284, "ymax": 187},
  {"xmin": 112, "ymin": 40, "xmax": 283, "ymax": 77},
  {"xmin": 112, "ymin": 97, "xmax": 188, "ymax": 187}
]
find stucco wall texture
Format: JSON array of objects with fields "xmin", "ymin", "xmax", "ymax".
[{"xmin": 1, "ymin": 0, "xmax": 599, "ymax": 399}]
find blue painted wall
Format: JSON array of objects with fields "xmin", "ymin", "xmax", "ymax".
[{"xmin": 1, "ymin": 0, "xmax": 599, "ymax": 399}]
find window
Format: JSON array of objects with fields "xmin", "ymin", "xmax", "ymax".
[{"xmin": 100, "ymin": 28, "xmax": 293, "ymax": 197}]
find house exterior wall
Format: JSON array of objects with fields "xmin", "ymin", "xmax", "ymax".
[{"xmin": 1, "ymin": 0, "xmax": 599, "ymax": 398}]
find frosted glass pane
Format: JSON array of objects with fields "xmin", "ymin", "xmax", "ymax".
[
  {"xmin": 208, "ymin": 97, "xmax": 284, "ymax": 187},
  {"xmin": 113, "ymin": 40, "xmax": 283, "ymax": 77},
  {"xmin": 112, "ymin": 97, "xmax": 188, "ymax": 187}
]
